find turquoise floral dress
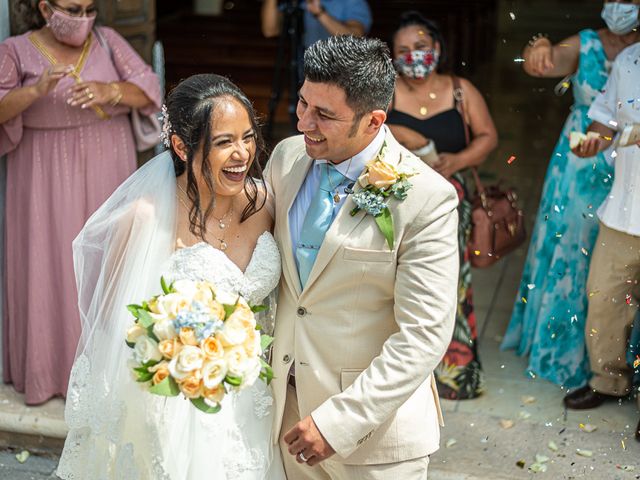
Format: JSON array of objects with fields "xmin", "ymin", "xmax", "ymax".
[{"xmin": 501, "ymin": 30, "xmax": 614, "ymax": 388}]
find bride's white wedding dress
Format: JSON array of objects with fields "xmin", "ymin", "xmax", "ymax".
[{"xmin": 56, "ymin": 152, "xmax": 286, "ymax": 480}]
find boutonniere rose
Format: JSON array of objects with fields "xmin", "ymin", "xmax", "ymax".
[{"xmin": 350, "ymin": 143, "xmax": 417, "ymax": 249}]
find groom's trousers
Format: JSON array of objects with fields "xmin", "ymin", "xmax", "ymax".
[{"xmin": 279, "ymin": 385, "xmax": 430, "ymax": 480}]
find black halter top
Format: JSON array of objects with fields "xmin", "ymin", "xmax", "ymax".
[{"xmin": 387, "ymin": 92, "xmax": 467, "ymax": 154}]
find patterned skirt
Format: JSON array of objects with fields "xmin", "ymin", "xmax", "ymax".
[{"xmin": 434, "ymin": 172, "xmax": 484, "ymax": 400}]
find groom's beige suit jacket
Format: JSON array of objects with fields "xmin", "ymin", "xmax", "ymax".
[{"xmin": 265, "ymin": 129, "xmax": 459, "ymax": 465}]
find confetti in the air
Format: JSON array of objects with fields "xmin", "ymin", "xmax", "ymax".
[
  {"xmin": 509, "ymin": 11, "xmax": 516, "ymax": 20},
  {"xmin": 507, "ymin": 155, "xmax": 517, "ymax": 164},
  {"xmin": 527, "ymin": 284, "xmax": 536, "ymax": 290},
  {"xmin": 581, "ymin": 248, "xmax": 589, "ymax": 256}
]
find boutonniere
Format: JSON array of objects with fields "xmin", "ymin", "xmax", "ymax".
[{"xmin": 350, "ymin": 143, "xmax": 417, "ymax": 249}]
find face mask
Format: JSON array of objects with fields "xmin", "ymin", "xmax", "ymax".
[
  {"xmin": 394, "ymin": 48, "xmax": 440, "ymax": 80},
  {"xmin": 46, "ymin": 2, "xmax": 96, "ymax": 47},
  {"xmin": 601, "ymin": 2, "xmax": 640, "ymax": 35}
]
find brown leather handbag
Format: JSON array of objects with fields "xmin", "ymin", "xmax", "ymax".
[{"xmin": 453, "ymin": 76, "xmax": 526, "ymax": 268}]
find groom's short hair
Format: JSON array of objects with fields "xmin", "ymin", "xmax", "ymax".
[{"xmin": 303, "ymin": 35, "xmax": 396, "ymax": 118}]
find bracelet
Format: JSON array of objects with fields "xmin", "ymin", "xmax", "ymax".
[
  {"xmin": 528, "ymin": 33, "xmax": 549, "ymax": 48},
  {"xmin": 313, "ymin": 5, "xmax": 326, "ymax": 19},
  {"xmin": 108, "ymin": 82, "xmax": 123, "ymax": 106}
]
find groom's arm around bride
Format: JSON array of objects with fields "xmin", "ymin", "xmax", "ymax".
[{"xmin": 265, "ymin": 35, "xmax": 459, "ymax": 479}]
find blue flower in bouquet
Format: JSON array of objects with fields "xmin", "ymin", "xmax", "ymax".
[{"xmin": 352, "ymin": 190, "xmax": 386, "ymax": 216}]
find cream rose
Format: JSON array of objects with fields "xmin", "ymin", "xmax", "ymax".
[
  {"xmin": 243, "ymin": 328, "xmax": 262, "ymax": 358},
  {"xmin": 201, "ymin": 358, "xmax": 228, "ymax": 389},
  {"xmin": 219, "ymin": 316, "xmax": 248, "ymax": 347},
  {"xmin": 153, "ymin": 319, "xmax": 177, "ymax": 341},
  {"xmin": 133, "ymin": 336, "xmax": 163, "ymax": 364},
  {"xmin": 168, "ymin": 345, "xmax": 204, "ymax": 381},
  {"xmin": 149, "ymin": 361, "xmax": 170, "ymax": 385},
  {"xmin": 207, "ymin": 300, "xmax": 225, "ymax": 321},
  {"xmin": 178, "ymin": 374, "xmax": 202, "ymax": 399},
  {"xmin": 179, "ymin": 327, "xmax": 199, "ymax": 346},
  {"xmin": 126, "ymin": 324, "xmax": 147, "ymax": 344},
  {"xmin": 201, "ymin": 336, "xmax": 224, "ymax": 359},
  {"xmin": 224, "ymin": 346, "xmax": 252, "ymax": 378},
  {"xmin": 158, "ymin": 338, "xmax": 183, "ymax": 359},
  {"xmin": 366, "ymin": 160, "xmax": 398, "ymax": 189},
  {"xmin": 203, "ymin": 385, "xmax": 226, "ymax": 406}
]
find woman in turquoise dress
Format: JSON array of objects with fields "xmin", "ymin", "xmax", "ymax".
[{"xmin": 502, "ymin": 18, "xmax": 640, "ymax": 388}]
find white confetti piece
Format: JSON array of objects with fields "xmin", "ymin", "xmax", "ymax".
[
  {"xmin": 509, "ymin": 11, "xmax": 516, "ymax": 20},
  {"xmin": 535, "ymin": 454, "xmax": 550, "ymax": 463},
  {"xmin": 548, "ymin": 441, "xmax": 559, "ymax": 452},
  {"xmin": 529, "ymin": 463, "xmax": 548, "ymax": 473},
  {"xmin": 576, "ymin": 449, "xmax": 593, "ymax": 457},
  {"xmin": 15, "ymin": 450, "xmax": 30, "ymax": 464},
  {"xmin": 580, "ymin": 423, "xmax": 597, "ymax": 433},
  {"xmin": 521, "ymin": 395, "xmax": 536, "ymax": 404},
  {"xmin": 527, "ymin": 284, "xmax": 536, "ymax": 290},
  {"xmin": 445, "ymin": 438, "xmax": 457, "ymax": 448}
]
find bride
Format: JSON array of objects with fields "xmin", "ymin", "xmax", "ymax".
[{"xmin": 57, "ymin": 74, "xmax": 285, "ymax": 479}]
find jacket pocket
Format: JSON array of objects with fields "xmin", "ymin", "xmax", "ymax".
[
  {"xmin": 340, "ymin": 368, "xmax": 364, "ymax": 391},
  {"xmin": 343, "ymin": 247, "xmax": 394, "ymax": 263}
]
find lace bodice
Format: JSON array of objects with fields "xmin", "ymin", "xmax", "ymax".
[{"xmin": 163, "ymin": 232, "xmax": 281, "ymax": 306}]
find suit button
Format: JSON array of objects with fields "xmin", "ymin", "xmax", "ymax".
[
  {"xmin": 283, "ymin": 354, "xmax": 291, "ymax": 363},
  {"xmin": 297, "ymin": 307, "xmax": 307, "ymax": 316}
]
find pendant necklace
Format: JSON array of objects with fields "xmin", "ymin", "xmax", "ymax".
[
  {"xmin": 176, "ymin": 185, "xmax": 234, "ymax": 251},
  {"xmin": 325, "ymin": 156, "xmax": 353, "ymax": 204}
]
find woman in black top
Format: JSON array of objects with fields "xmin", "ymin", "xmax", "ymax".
[{"xmin": 387, "ymin": 11, "xmax": 498, "ymax": 400}]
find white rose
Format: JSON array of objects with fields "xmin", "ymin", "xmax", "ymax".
[
  {"xmin": 215, "ymin": 289, "xmax": 239, "ymax": 308},
  {"xmin": 201, "ymin": 358, "xmax": 228, "ymax": 389},
  {"xmin": 153, "ymin": 319, "xmax": 177, "ymax": 341},
  {"xmin": 172, "ymin": 279, "xmax": 198, "ymax": 300},
  {"xmin": 157, "ymin": 293, "xmax": 190, "ymax": 318},
  {"xmin": 133, "ymin": 336, "xmax": 163, "ymax": 364},
  {"xmin": 168, "ymin": 345, "xmax": 204, "ymax": 381},
  {"xmin": 126, "ymin": 324, "xmax": 147, "ymax": 344},
  {"xmin": 238, "ymin": 357, "xmax": 262, "ymax": 389},
  {"xmin": 243, "ymin": 328, "xmax": 262, "ymax": 358},
  {"xmin": 219, "ymin": 316, "xmax": 248, "ymax": 346},
  {"xmin": 225, "ymin": 346, "xmax": 252, "ymax": 378}
]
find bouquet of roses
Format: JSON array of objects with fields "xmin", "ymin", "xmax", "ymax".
[{"xmin": 125, "ymin": 277, "xmax": 273, "ymax": 413}]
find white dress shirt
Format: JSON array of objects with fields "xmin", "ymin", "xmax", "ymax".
[
  {"xmin": 289, "ymin": 125, "xmax": 387, "ymax": 264},
  {"xmin": 588, "ymin": 43, "xmax": 640, "ymax": 237}
]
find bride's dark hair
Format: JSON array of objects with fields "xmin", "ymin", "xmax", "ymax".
[{"xmin": 165, "ymin": 74, "xmax": 267, "ymax": 239}]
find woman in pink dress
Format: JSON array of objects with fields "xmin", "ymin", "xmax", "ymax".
[{"xmin": 0, "ymin": 0, "xmax": 161, "ymax": 404}]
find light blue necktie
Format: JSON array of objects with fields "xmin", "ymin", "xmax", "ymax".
[{"xmin": 296, "ymin": 163, "xmax": 346, "ymax": 288}]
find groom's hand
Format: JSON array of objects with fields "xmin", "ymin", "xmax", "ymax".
[{"xmin": 284, "ymin": 415, "xmax": 335, "ymax": 466}]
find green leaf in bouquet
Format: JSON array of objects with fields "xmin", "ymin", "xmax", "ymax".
[
  {"xmin": 125, "ymin": 340, "xmax": 135, "ymax": 348},
  {"xmin": 149, "ymin": 377, "xmax": 180, "ymax": 396},
  {"xmin": 191, "ymin": 397, "xmax": 222, "ymax": 414},
  {"xmin": 260, "ymin": 334, "xmax": 274, "ymax": 351},
  {"xmin": 160, "ymin": 276, "xmax": 173, "ymax": 295},
  {"xmin": 135, "ymin": 370, "xmax": 154, "ymax": 383},
  {"xmin": 127, "ymin": 304, "xmax": 144, "ymax": 317},
  {"xmin": 250, "ymin": 304, "xmax": 268, "ymax": 313},
  {"xmin": 138, "ymin": 309, "xmax": 154, "ymax": 329},
  {"xmin": 259, "ymin": 358, "xmax": 274, "ymax": 385},
  {"xmin": 223, "ymin": 303, "xmax": 237, "ymax": 320},
  {"xmin": 374, "ymin": 207, "xmax": 395, "ymax": 250},
  {"xmin": 224, "ymin": 374, "xmax": 243, "ymax": 387}
]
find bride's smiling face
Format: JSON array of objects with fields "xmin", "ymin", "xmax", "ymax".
[{"xmin": 196, "ymin": 98, "xmax": 257, "ymax": 198}]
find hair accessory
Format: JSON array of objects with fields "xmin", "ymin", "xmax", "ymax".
[{"xmin": 160, "ymin": 104, "xmax": 172, "ymax": 148}]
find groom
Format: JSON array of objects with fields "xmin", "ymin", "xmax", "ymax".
[{"xmin": 265, "ymin": 35, "xmax": 459, "ymax": 479}]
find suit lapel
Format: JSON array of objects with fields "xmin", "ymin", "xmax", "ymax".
[
  {"xmin": 302, "ymin": 130, "xmax": 404, "ymax": 292},
  {"xmin": 277, "ymin": 153, "xmax": 314, "ymax": 298}
]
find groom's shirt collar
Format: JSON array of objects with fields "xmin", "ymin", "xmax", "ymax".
[{"xmin": 314, "ymin": 125, "xmax": 387, "ymax": 182}]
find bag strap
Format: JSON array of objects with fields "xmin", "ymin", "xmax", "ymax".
[{"xmin": 451, "ymin": 75, "xmax": 486, "ymax": 197}]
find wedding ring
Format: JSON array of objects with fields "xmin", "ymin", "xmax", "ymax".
[
  {"xmin": 298, "ymin": 451, "xmax": 309, "ymax": 463},
  {"xmin": 84, "ymin": 87, "xmax": 91, "ymax": 95}
]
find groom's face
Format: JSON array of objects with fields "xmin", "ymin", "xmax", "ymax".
[{"xmin": 296, "ymin": 80, "xmax": 372, "ymax": 163}]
